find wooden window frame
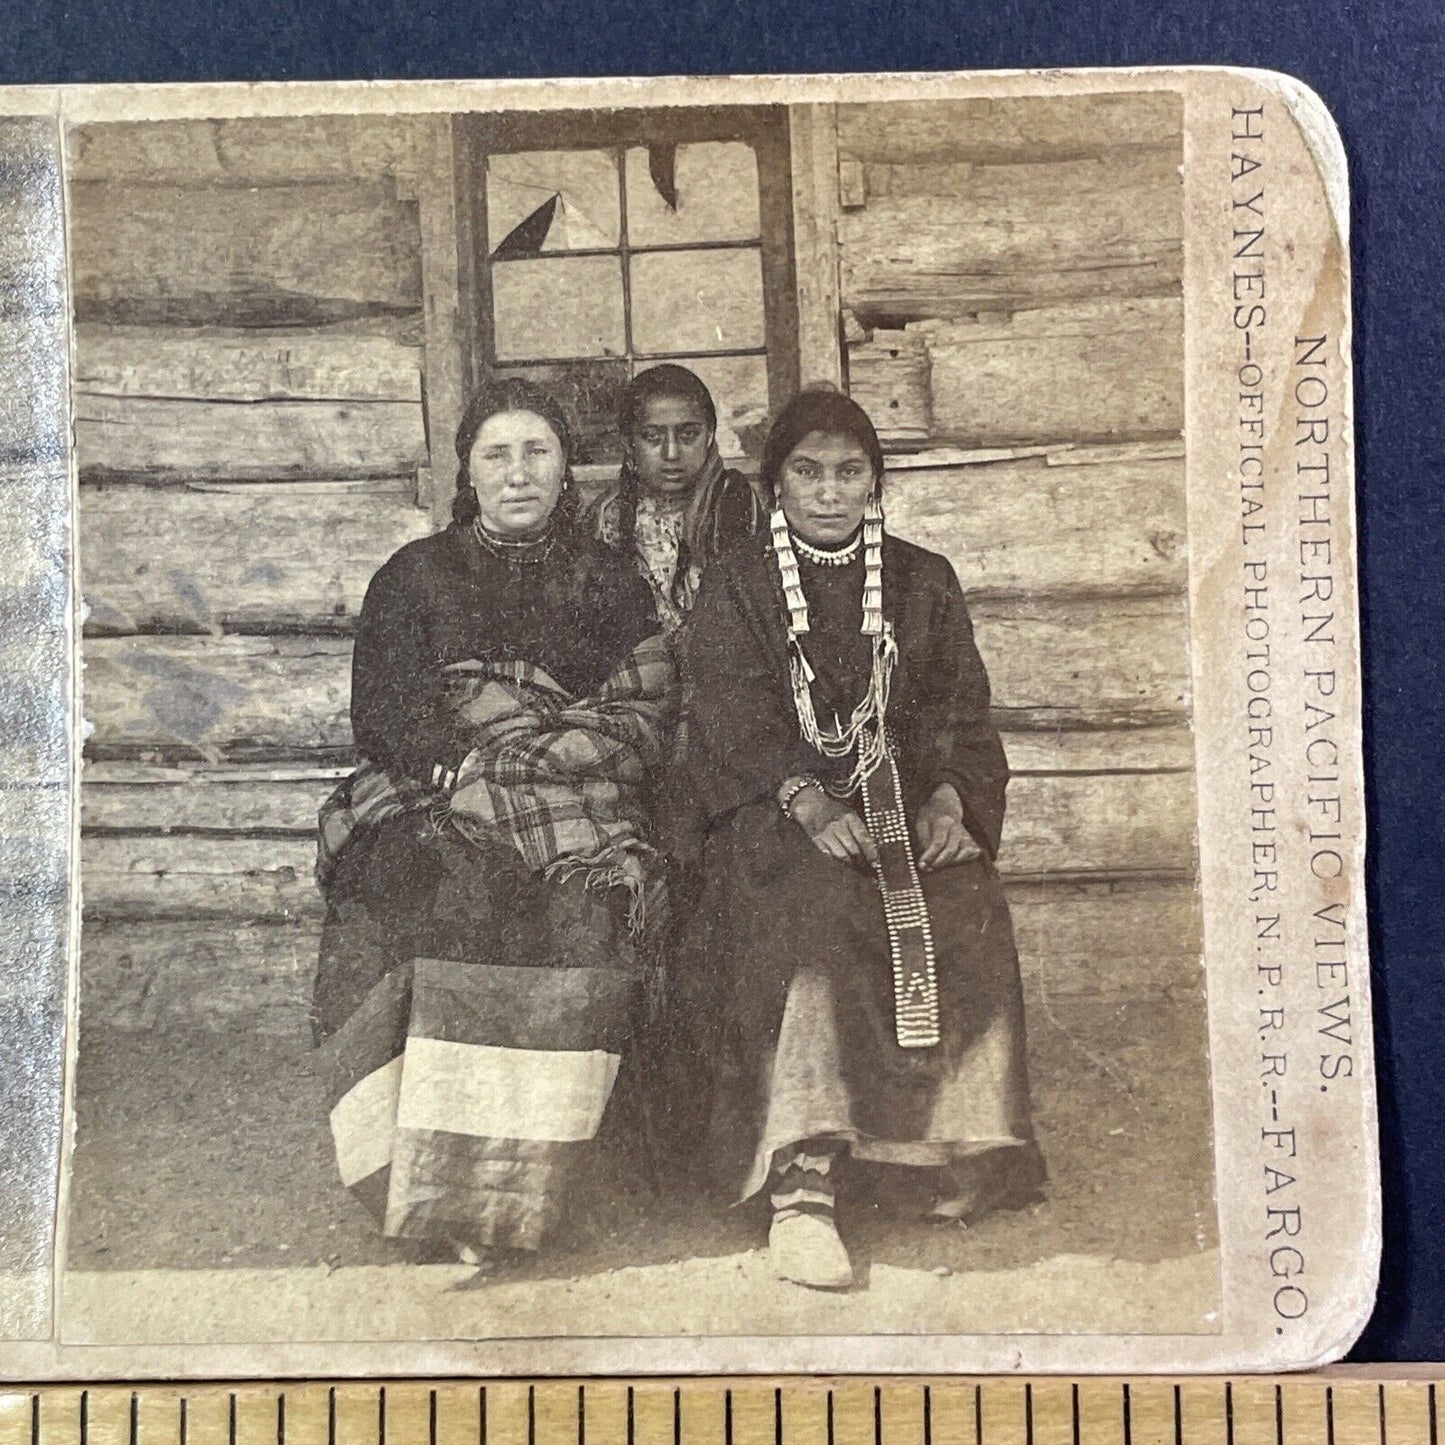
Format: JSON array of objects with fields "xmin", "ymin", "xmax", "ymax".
[{"xmin": 452, "ymin": 106, "xmax": 800, "ymax": 447}]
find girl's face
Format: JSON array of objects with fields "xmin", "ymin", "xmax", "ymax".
[
  {"xmin": 626, "ymin": 394, "xmax": 713, "ymax": 500},
  {"xmin": 777, "ymin": 430, "xmax": 876, "ymax": 547},
  {"xmin": 469, "ymin": 409, "xmax": 567, "ymax": 539}
]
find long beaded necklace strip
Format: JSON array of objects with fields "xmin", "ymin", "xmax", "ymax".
[
  {"xmin": 770, "ymin": 497, "xmax": 940, "ymax": 1048},
  {"xmin": 771, "ymin": 497, "xmax": 894, "ymax": 798}
]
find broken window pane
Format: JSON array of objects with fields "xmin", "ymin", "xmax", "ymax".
[
  {"xmin": 486, "ymin": 150, "xmax": 620, "ymax": 255},
  {"xmin": 668, "ymin": 354, "xmax": 772, "ymax": 458},
  {"xmin": 630, "ymin": 249, "xmax": 765, "ymax": 355},
  {"xmin": 624, "ymin": 142, "xmax": 761, "ymax": 247},
  {"xmin": 492, "ymin": 256, "xmax": 626, "ymax": 361}
]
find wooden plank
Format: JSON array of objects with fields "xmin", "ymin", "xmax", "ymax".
[
  {"xmin": 787, "ymin": 103, "xmax": 844, "ymax": 390},
  {"xmin": 83, "ymin": 635, "xmax": 354, "ymax": 762},
  {"xmin": 839, "ymin": 149, "xmax": 1181, "ymax": 321},
  {"xmin": 75, "ymin": 394, "xmax": 428, "ymax": 482},
  {"xmin": 975, "ymin": 593, "xmax": 1191, "ymax": 728},
  {"xmin": 69, "ymin": 180, "xmax": 423, "ymax": 327},
  {"xmin": 411, "ymin": 114, "xmax": 467, "ymax": 521},
  {"xmin": 81, "ymin": 759, "xmax": 1194, "ymax": 878},
  {"xmin": 82, "ymin": 597, "xmax": 1189, "ymax": 759},
  {"xmin": 917, "ymin": 297, "xmax": 1185, "ymax": 446},
  {"xmin": 73, "ymin": 324, "xmax": 422, "ymax": 403},
  {"xmin": 849, "ymin": 330, "xmax": 932, "ymax": 441},
  {"xmin": 836, "ymin": 91, "xmax": 1183, "ymax": 166},
  {"xmin": 80, "ymin": 480, "xmax": 433, "ymax": 635},
  {"xmin": 884, "ymin": 448, "xmax": 1186, "ymax": 598},
  {"xmin": 81, "ymin": 451, "xmax": 1184, "ymax": 636},
  {"xmin": 78, "ymin": 875, "xmax": 1201, "ymax": 1038},
  {"xmin": 67, "ymin": 115, "xmax": 418, "ymax": 185}
]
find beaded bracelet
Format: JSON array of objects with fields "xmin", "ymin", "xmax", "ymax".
[{"xmin": 778, "ymin": 774, "xmax": 822, "ymax": 818}]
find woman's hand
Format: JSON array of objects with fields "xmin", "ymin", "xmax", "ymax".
[
  {"xmin": 916, "ymin": 783, "xmax": 982, "ymax": 872},
  {"xmin": 785, "ymin": 781, "xmax": 879, "ymax": 869}
]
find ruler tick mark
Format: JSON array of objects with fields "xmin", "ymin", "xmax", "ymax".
[
  {"xmin": 726, "ymin": 1391, "xmax": 734, "ymax": 1445},
  {"xmin": 1025, "ymin": 1385, "xmax": 1034, "ymax": 1445},
  {"xmin": 1378, "ymin": 1384, "xmax": 1386, "ymax": 1445},
  {"xmin": 873, "ymin": 1388, "xmax": 881, "ymax": 1445},
  {"xmin": 1429, "ymin": 1384, "xmax": 1438, "ymax": 1445},
  {"xmin": 181, "ymin": 1396, "xmax": 189, "ymax": 1445},
  {"xmin": 774, "ymin": 1388, "xmax": 783, "ymax": 1445},
  {"xmin": 528, "ymin": 1387, "xmax": 536, "ymax": 1445},
  {"xmin": 1274, "ymin": 1385, "xmax": 1283, "ymax": 1445},
  {"xmin": 229, "ymin": 1394, "xmax": 237, "ymax": 1445},
  {"xmin": 327, "ymin": 1388, "xmax": 336, "ymax": 1445},
  {"xmin": 828, "ymin": 1390, "xmax": 836, "ymax": 1445},
  {"xmin": 428, "ymin": 1391, "xmax": 436, "ymax": 1445},
  {"xmin": 1327, "ymin": 1387, "xmax": 1336, "ymax": 1445},
  {"xmin": 480, "ymin": 1387, "xmax": 488, "ymax": 1445},
  {"xmin": 923, "ymin": 1387, "xmax": 932, "ymax": 1445},
  {"xmin": 1173, "ymin": 1384, "xmax": 1182, "ymax": 1445},
  {"xmin": 1071, "ymin": 1383, "xmax": 1080, "ymax": 1445},
  {"xmin": 278, "ymin": 1393, "xmax": 286, "ymax": 1445},
  {"xmin": 1124, "ymin": 1383, "xmax": 1133, "ymax": 1445},
  {"xmin": 79, "ymin": 1391, "xmax": 88, "ymax": 1445},
  {"xmin": 380, "ymin": 1387, "xmax": 388, "ymax": 1445},
  {"xmin": 577, "ymin": 1385, "xmax": 585, "ymax": 1445},
  {"xmin": 130, "ymin": 1392, "xmax": 139, "ymax": 1445},
  {"xmin": 626, "ymin": 1389, "xmax": 634, "ymax": 1445},
  {"xmin": 973, "ymin": 1385, "xmax": 981, "ymax": 1445},
  {"xmin": 1226, "ymin": 1383, "xmax": 1235, "ymax": 1445}
]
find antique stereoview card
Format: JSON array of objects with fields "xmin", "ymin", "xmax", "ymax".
[{"xmin": 0, "ymin": 68, "xmax": 1372, "ymax": 1375}]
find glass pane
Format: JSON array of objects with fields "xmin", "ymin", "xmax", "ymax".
[
  {"xmin": 668, "ymin": 354, "xmax": 771, "ymax": 458},
  {"xmin": 630, "ymin": 248, "xmax": 765, "ymax": 355},
  {"xmin": 486, "ymin": 150, "xmax": 620, "ymax": 255},
  {"xmin": 624, "ymin": 142, "xmax": 761, "ymax": 247},
  {"xmin": 492, "ymin": 256, "xmax": 626, "ymax": 361},
  {"xmin": 494, "ymin": 360, "xmax": 628, "ymax": 466}
]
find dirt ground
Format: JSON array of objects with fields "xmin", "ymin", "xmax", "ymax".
[{"xmin": 65, "ymin": 991, "xmax": 1217, "ymax": 1287}]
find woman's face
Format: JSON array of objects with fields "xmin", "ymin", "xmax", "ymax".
[
  {"xmin": 777, "ymin": 430, "xmax": 876, "ymax": 547},
  {"xmin": 626, "ymin": 394, "xmax": 713, "ymax": 500},
  {"xmin": 469, "ymin": 409, "xmax": 567, "ymax": 539}
]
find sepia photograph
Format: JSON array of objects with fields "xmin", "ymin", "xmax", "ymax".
[
  {"xmin": 62, "ymin": 84, "xmax": 1217, "ymax": 1344},
  {"xmin": 0, "ymin": 67, "xmax": 1373, "ymax": 1375}
]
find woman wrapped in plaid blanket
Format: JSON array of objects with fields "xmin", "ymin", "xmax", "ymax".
[{"xmin": 312, "ymin": 379, "xmax": 677, "ymax": 1267}]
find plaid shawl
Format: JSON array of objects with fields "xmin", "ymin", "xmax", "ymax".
[{"xmin": 317, "ymin": 634, "xmax": 677, "ymax": 921}]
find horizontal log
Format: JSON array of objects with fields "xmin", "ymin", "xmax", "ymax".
[
  {"xmin": 69, "ymin": 180, "xmax": 423, "ymax": 327},
  {"xmin": 917, "ymin": 297, "xmax": 1185, "ymax": 446},
  {"xmin": 973, "ymin": 593, "xmax": 1190, "ymax": 726},
  {"xmin": 68, "ymin": 116, "xmax": 419, "ymax": 186},
  {"xmin": 80, "ymin": 723, "xmax": 1195, "ymax": 825},
  {"xmin": 75, "ymin": 395, "xmax": 429, "ymax": 481},
  {"xmin": 836, "ymin": 93, "xmax": 1183, "ymax": 166},
  {"xmin": 80, "ymin": 480, "xmax": 432, "ymax": 635},
  {"xmin": 838, "ymin": 149, "xmax": 1181, "ymax": 321},
  {"xmin": 80, "ymin": 764, "xmax": 1195, "ymax": 919},
  {"xmin": 883, "ymin": 449, "xmax": 1186, "ymax": 597},
  {"xmin": 74, "ymin": 325, "xmax": 423, "ymax": 403},
  {"xmin": 83, "ymin": 635, "xmax": 354, "ymax": 762},
  {"xmin": 81, "ymin": 835, "xmax": 321, "ymax": 922},
  {"xmin": 80, "ymin": 919, "xmax": 323, "ymax": 1039},
  {"xmin": 82, "ymin": 450, "xmax": 1185, "ymax": 637},
  {"xmin": 82, "ymin": 597, "xmax": 1190, "ymax": 760},
  {"xmin": 78, "ymin": 873, "xmax": 1202, "ymax": 1042}
]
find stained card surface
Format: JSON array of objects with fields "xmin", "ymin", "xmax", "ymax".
[{"xmin": 0, "ymin": 68, "xmax": 1371, "ymax": 1375}]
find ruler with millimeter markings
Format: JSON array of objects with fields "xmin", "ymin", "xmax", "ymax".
[{"xmin": 0, "ymin": 1380, "xmax": 1434, "ymax": 1445}]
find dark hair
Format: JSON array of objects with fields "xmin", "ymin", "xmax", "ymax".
[
  {"xmin": 613, "ymin": 364, "xmax": 721, "ymax": 552},
  {"xmin": 760, "ymin": 389, "xmax": 885, "ymax": 501},
  {"xmin": 618, "ymin": 363, "xmax": 719, "ymax": 440},
  {"xmin": 452, "ymin": 376, "xmax": 578, "ymax": 529}
]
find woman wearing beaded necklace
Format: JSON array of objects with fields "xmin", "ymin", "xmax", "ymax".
[
  {"xmin": 310, "ymin": 377, "xmax": 676, "ymax": 1268},
  {"xmin": 677, "ymin": 389, "xmax": 1045, "ymax": 1290}
]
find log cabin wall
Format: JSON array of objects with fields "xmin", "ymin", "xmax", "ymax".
[
  {"xmin": 75, "ymin": 97, "xmax": 1200, "ymax": 1042},
  {"xmin": 830, "ymin": 91, "xmax": 1200, "ymax": 1007}
]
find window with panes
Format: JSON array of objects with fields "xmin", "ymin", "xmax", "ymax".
[{"xmin": 456, "ymin": 108, "xmax": 799, "ymax": 466}]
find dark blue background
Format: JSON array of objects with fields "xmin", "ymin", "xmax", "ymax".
[{"xmin": 8, "ymin": 0, "xmax": 1441, "ymax": 1362}]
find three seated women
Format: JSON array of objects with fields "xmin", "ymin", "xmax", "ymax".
[{"xmin": 313, "ymin": 366, "xmax": 1043, "ymax": 1286}]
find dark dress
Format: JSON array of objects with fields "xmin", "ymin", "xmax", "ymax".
[
  {"xmin": 313, "ymin": 522, "xmax": 669, "ymax": 1253},
  {"xmin": 670, "ymin": 530, "xmax": 1046, "ymax": 1207}
]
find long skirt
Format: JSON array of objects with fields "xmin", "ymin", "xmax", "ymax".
[
  {"xmin": 313, "ymin": 811, "xmax": 639, "ymax": 1252},
  {"xmin": 659, "ymin": 800, "xmax": 1045, "ymax": 1207}
]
